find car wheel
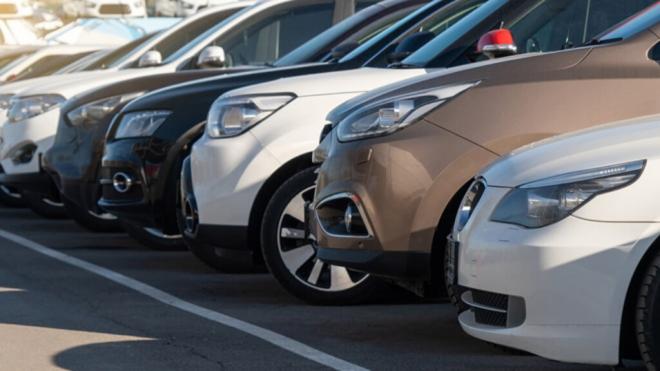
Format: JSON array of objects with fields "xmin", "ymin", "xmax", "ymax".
[
  {"xmin": 0, "ymin": 183, "xmax": 24, "ymax": 208},
  {"xmin": 122, "ymin": 222, "xmax": 186, "ymax": 251},
  {"xmin": 261, "ymin": 167, "xmax": 383, "ymax": 305},
  {"xmin": 22, "ymin": 190, "xmax": 67, "ymax": 218},
  {"xmin": 636, "ymin": 252, "xmax": 660, "ymax": 369},
  {"xmin": 61, "ymin": 196, "xmax": 122, "ymax": 233}
]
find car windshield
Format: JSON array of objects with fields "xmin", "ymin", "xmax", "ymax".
[
  {"xmin": 596, "ymin": 2, "xmax": 660, "ymax": 42},
  {"xmin": 272, "ymin": 1, "xmax": 415, "ymax": 67},
  {"xmin": 14, "ymin": 52, "xmax": 94, "ymax": 81},
  {"xmin": 403, "ymin": 0, "xmax": 656, "ymax": 68}
]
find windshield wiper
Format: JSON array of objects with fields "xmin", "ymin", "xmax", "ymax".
[
  {"xmin": 582, "ymin": 37, "xmax": 624, "ymax": 47},
  {"xmin": 387, "ymin": 62, "xmax": 419, "ymax": 69}
]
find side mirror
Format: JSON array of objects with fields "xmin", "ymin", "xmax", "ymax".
[
  {"xmin": 386, "ymin": 31, "xmax": 434, "ymax": 64},
  {"xmin": 138, "ymin": 50, "xmax": 162, "ymax": 68},
  {"xmin": 328, "ymin": 41, "xmax": 359, "ymax": 61},
  {"xmin": 477, "ymin": 29, "xmax": 517, "ymax": 59},
  {"xmin": 197, "ymin": 46, "xmax": 226, "ymax": 69}
]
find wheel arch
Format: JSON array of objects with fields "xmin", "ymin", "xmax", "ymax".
[
  {"xmin": 247, "ymin": 152, "xmax": 315, "ymax": 257},
  {"xmin": 620, "ymin": 236, "xmax": 660, "ymax": 360}
]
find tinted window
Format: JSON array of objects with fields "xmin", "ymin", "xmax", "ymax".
[
  {"xmin": 273, "ymin": 2, "xmax": 417, "ymax": 67},
  {"xmin": 14, "ymin": 53, "xmax": 94, "ymax": 81},
  {"xmin": 598, "ymin": 2, "xmax": 660, "ymax": 42},
  {"xmin": 219, "ymin": 3, "xmax": 334, "ymax": 66},
  {"xmin": 508, "ymin": 0, "xmax": 655, "ymax": 53}
]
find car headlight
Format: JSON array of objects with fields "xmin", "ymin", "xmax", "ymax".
[
  {"xmin": 491, "ymin": 160, "xmax": 645, "ymax": 228},
  {"xmin": 336, "ymin": 82, "xmax": 478, "ymax": 142},
  {"xmin": 114, "ymin": 110, "xmax": 171, "ymax": 139},
  {"xmin": 206, "ymin": 94, "xmax": 294, "ymax": 138},
  {"xmin": 7, "ymin": 94, "xmax": 65, "ymax": 123},
  {"xmin": 0, "ymin": 94, "xmax": 14, "ymax": 110},
  {"xmin": 67, "ymin": 92, "xmax": 144, "ymax": 128},
  {"xmin": 454, "ymin": 180, "xmax": 486, "ymax": 233}
]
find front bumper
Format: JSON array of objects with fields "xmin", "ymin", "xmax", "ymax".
[
  {"xmin": 98, "ymin": 137, "xmax": 162, "ymax": 227},
  {"xmin": 313, "ymin": 122, "xmax": 497, "ymax": 279},
  {"xmin": 0, "ymin": 170, "xmax": 56, "ymax": 195},
  {"xmin": 454, "ymin": 186, "xmax": 658, "ymax": 365},
  {"xmin": 0, "ymin": 108, "xmax": 60, "ymax": 176}
]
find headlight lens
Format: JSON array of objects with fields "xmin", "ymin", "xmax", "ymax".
[
  {"xmin": 0, "ymin": 94, "xmax": 14, "ymax": 110},
  {"xmin": 114, "ymin": 110, "xmax": 171, "ymax": 139},
  {"xmin": 7, "ymin": 94, "xmax": 65, "ymax": 123},
  {"xmin": 67, "ymin": 92, "xmax": 144, "ymax": 128},
  {"xmin": 491, "ymin": 160, "xmax": 645, "ymax": 228},
  {"xmin": 206, "ymin": 94, "xmax": 294, "ymax": 138},
  {"xmin": 454, "ymin": 180, "xmax": 486, "ymax": 233},
  {"xmin": 336, "ymin": 82, "xmax": 478, "ymax": 142}
]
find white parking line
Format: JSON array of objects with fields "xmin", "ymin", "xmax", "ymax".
[{"xmin": 0, "ymin": 229, "xmax": 368, "ymax": 371}]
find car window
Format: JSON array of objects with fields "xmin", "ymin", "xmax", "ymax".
[
  {"xmin": 597, "ymin": 2, "xmax": 660, "ymax": 42},
  {"xmin": 88, "ymin": 32, "xmax": 158, "ymax": 70},
  {"xmin": 152, "ymin": 7, "xmax": 243, "ymax": 61},
  {"xmin": 507, "ymin": 0, "xmax": 656, "ymax": 53},
  {"xmin": 368, "ymin": 0, "xmax": 488, "ymax": 67},
  {"xmin": 273, "ymin": 2, "xmax": 417, "ymax": 67},
  {"xmin": 14, "ymin": 53, "xmax": 94, "ymax": 81},
  {"xmin": 218, "ymin": 2, "xmax": 335, "ymax": 67}
]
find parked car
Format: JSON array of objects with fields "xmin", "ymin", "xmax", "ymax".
[
  {"xmin": 182, "ymin": 0, "xmax": 653, "ymax": 305},
  {"xmin": 154, "ymin": 0, "xmax": 177, "ymax": 16},
  {"xmin": 0, "ymin": 45, "xmax": 102, "ymax": 83},
  {"xmin": 63, "ymin": 0, "xmax": 147, "ymax": 18},
  {"xmin": 311, "ymin": 2, "xmax": 660, "ymax": 306},
  {"xmin": 97, "ymin": 0, "xmax": 473, "ymax": 260},
  {"xmin": 47, "ymin": 0, "xmax": 407, "ymax": 235},
  {"xmin": 176, "ymin": 0, "xmax": 241, "ymax": 17},
  {"xmin": 453, "ymin": 115, "xmax": 660, "ymax": 367}
]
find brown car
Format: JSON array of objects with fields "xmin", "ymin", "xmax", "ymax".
[{"xmin": 311, "ymin": 9, "xmax": 660, "ymax": 298}]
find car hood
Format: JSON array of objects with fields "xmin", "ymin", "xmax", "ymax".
[
  {"xmin": 14, "ymin": 68, "xmax": 162, "ymax": 99},
  {"xmin": 222, "ymin": 67, "xmax": 427, "ymax": 99},
  {"xmin": 0, "ymin": 72, "xmax": 100, "ymax": 96},
  {"xmin": 482, "ymin": 114, "xmax": 660, "ymax": 188},
  {"xmin": 326, "ymin": 48, "xmax": 591, "ymax": 125}
]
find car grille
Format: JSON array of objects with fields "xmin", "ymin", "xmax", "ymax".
[
  {"xmin": 462, "ymin": 289, "xmax": 525, "ymax": 328},
  {"xmin": 99, "ymin": 4, "xmax": 131, "ymax": 14}
]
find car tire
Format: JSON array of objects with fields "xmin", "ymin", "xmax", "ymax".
[
  {"xmin": 261, "ymin": 167, "xmax": 383, "ymax": 305},
  {"xmin": 635, "ymin": 253, "xmax": 660, "ymax": 369},
  {"xmin": 62, "ymin": 196, "xmax": 122, "ymax": 233},
  {"xmin": 122, "ymin": 221, "xmax": 186, "ymax": 251},
  {"xmin": 22, "ymin": 190, "xmax": 67, "ymax": 218},
  {"xmin": 0, "ymin": 183, "xmax": 24, "ymax": 208}
]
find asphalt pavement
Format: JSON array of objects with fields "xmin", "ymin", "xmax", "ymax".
[{"xmin": 0, "ymin": 206, "xmax": 642, "ymax": 370}]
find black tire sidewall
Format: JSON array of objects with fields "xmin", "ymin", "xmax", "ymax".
[
  {"xmin": 636, "ymin": 255, "xmax": 660, "ymax": 369},
  {"xmin": 122, "ymin": 222, "xmax": 185, "ymax": 251},
  {"xmin": 260, "ymin": 167, "xmax": 381, "ymax": 305},
  {"xmin": 22, "ymin": 191, "xmax": 67, "ymax": 219},
  {"xmin": 61, "ymin": 196, "xmax": 122, "ymax": 233},
  {"xmin": 0, "ymin": 184, "xmax": 24, "ymax": 208}
]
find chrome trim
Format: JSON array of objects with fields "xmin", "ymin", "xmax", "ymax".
[
  {"xmin": 112, "ymin": 172, "xmax": 133, "ymax": 193},
  {"xmin": 461, "ymin": 291, "xmax": 507, "ymax": 314},
  {"xmin": 314, "ymin": 192, "xmax": 374, "ymax": 239}
]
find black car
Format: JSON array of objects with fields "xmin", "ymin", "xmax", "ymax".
[
  {"xmin": 45, "ymin": 0, "xmax": 401, "ymax": 234},
  {"xmin": 98, "ymin": 0, "xmax": 453, "ymax": 257}
]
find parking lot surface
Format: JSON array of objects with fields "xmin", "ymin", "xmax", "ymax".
[{"xmin": 0, "ymin": 206, "xmax": 641, "ymax": 370}]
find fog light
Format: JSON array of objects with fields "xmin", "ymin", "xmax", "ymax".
[
  {"xmin": 112, "ymin": 172, "xmax": 133, "ymax": 193},
  {"xmin": 10, "ymin": 143, "xmax": 37, "ymax": 165},
  {"xmin": 316, "ymin": 193, "xmax": 372, "ymax": 238}
]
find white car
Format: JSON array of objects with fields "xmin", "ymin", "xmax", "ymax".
[
  {"xmin": 175, "ymin": 0, "xmax": 241, "ymax": 17},
  {"xmin": 0, "ymin": 45, "xmax": 101, "ymax": 83},
  {"xmin": 154, "ymin": 0, "xmax": 177, "ymax": 16},
  {"xmin": 452, "ymin": 114, "xmax": 660, "ymax": 367},
  {"xmin": 0, "ymin": 18, "xmax": 40, "ymax": 45},
  {"xmin": 63, "ymin": 0, "xmax": 147, "ymax": 18}
]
